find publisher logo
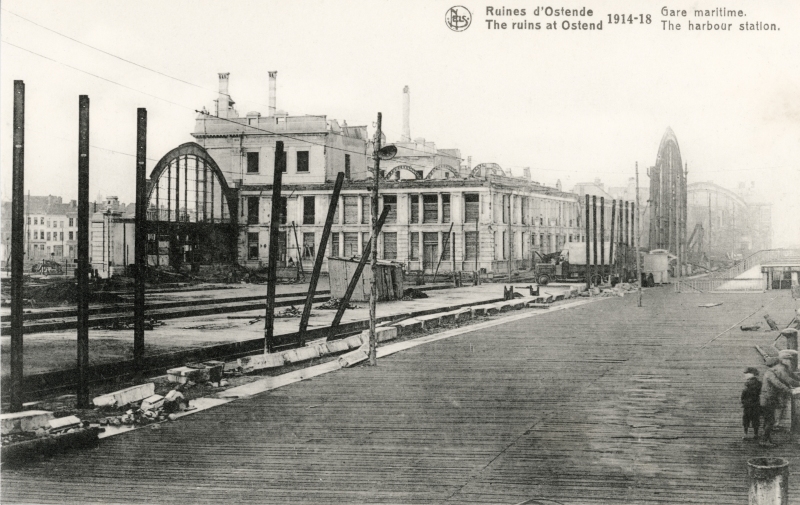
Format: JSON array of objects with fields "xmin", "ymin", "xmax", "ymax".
[{"xmin": 446, "ymin": 6, "xmax": 471, "ymax": 31}]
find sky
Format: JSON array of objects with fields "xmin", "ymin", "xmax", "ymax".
[{"xmin": 1, "ymin": 0, "xmax": 798, "ymax": 246}]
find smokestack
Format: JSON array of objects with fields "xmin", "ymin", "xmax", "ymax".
[
  {"xmin": 402, "ymin": 85, "xmax": 410, "ymax": 142},
  {"xmin": 268, "ymin": 71, "xmax": 277, "ymax": 116},
  {"xmin": 218, "ymin": 73, "xmax": 230, "ymax": 118}
]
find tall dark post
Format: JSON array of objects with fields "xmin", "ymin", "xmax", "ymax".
[
  {"xmin": 584, "ymin": 194, "xmax": 590, "ymax": 290},
  {"xmin": 134, "ymin": 108, "xmax": 147, "ymax": 370},
  {"xmin": 609, "ymin": 199, "xmax": 616, "ymax": 281},
  {"xmin": 265, "ymin": 142, "xmax": 285, "ymax": 353},
  {"xmin": 617, "ymin": 200, "xmax": 625, "ymax": 282},
  {"xmin": 624, "ymin": 201, "xmax": 629, "ymax": 277},
  {"xmin": 298, "ymin": 172, "xmax": 344, "ymax": 344},
  {"xmin": 600, "ymin": 196, "xmax": 605, "ymax": 282},
  {"xmin": 592, "ymin": 195, "xmax": 597, "ymax": 286},
  {"xmin": 77, "ymin": 95, "xmax": 90, "ymax": 408},
  {"xmin": 9, "ymin": 81, "xmax": 25, "ymax": 412}
]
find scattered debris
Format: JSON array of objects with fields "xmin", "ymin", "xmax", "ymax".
[
  {"xmin": 317, "ymin": 298, "xmax": 358, "ymax": 310},
  {"xmin": 275, "ymin": 305, "xmax": 302, "ymax": 318},
  {"xmin": 100, "ymin": 317, "xmax": 165, "ymax": 331},
  {"xmin": 763, "ymin": 314, "xmax": 780, "ymax": 331},
  {"xmin": 741, "ymin": 323, "xmax": 761, "ymax": 331},
  {"xmin": 402, "ymin": 288, "xmax": 429, "ymax": 300},
  {"xmin": 698, "ymin": 303, "xmax": 722, "ymax": 308}
]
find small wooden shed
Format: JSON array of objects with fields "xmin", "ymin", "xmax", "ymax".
[{"xmin": 328, "ymin": 257, "xmax": 405, "ymax": 302}]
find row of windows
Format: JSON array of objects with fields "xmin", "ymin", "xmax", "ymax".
[
  {"xmin": 26, "ymin": 217, "xmax": 74, "ymax": 227},
  {"xmin": 244, "ymin": 193, "xmax": 581, "ymax": 229},
  {"xmin": 247, "ymin": 150, "xmax": 324, "ymax": 175},
  {"xmin": 28, "ymin": 231, "xmax": 73, "ymax": 241},
  {"xmin": 247, "ymin": 231, "xmax": 480, "ymax": 262}
]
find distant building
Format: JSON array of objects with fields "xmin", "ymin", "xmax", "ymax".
[
  {"xmin": 0, "ymin": 195, "xmax": 78, "ymax": 266},
  {"xmin": 132, "ymin": 74, "xmax": 585, "ymax": 277}
]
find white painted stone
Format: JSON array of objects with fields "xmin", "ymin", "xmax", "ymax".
[
  {"xmin": 282, "ymin": 346, "xmax": 321, "ymax": 363},
  {"xmin": 48, "ymin": 415, "xmax": 81, "ymax": 431},
  {"xmin": 338, "ymin": 350, "xmax": 368, "ymax": 368},
  {"xmin": 140, "ymin": 394, "xmax": 165, "ymax": 411},
  {"xmin": 344, "ymin": 335, "xmax": 365, "ymax": 349},
  {"xmin": 92, "ymin": 383, "xmax": 155, "ymax": 408},
  {"xmin": 238, "ymin": 353, "xmax": 285, "ymax": 373},
  {"xmin": 325, "ymin": 339, "xmax": 350, "ymax": 353},
  {"xmin": 1, "ymin": 410, "xmax": 54, "ymax": 435},
  {"xmin": 361, "ymin": 326, "xmax": 398, "ymax": 343}
]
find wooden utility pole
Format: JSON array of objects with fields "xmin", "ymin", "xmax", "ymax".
[
  {"xmin": 10, "ymin": 80, "xmax": 25, "ymax": 412},
  {"xmin": 134, "ymin": 108, "xmax": 147, "ymax": 371},
  {"xmin": 636, "ymin": 164, "xmax": 643, "ymax": 307},
  {"xmin": 77, "ymin": 95, "xmax": 90, "ymax": 408},
  {"xmin": 265, "ymin": 142, "xmax": 285, "ymax": 353},
  {"xmin": 369, "ymin": 113, "xmax": 382, "ymax": 366}
]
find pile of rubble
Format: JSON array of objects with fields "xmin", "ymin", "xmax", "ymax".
[
  {"xmin": 275, "ymin": 306, "xmax": 302, "ymax": 318},
  {"xmin": 317, "ymin": 298, "xmax": 358, "ymax": 310},
  {"xmin": 580, "ymin": 283, "xmax": 637, "ymax": 298}
]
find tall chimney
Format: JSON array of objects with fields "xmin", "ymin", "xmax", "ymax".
[
  {"xmin": 218, "ymin": 73, "xmax": 230, "ymax": 118},
  {"xmin": 268, "ymin": 71, "xmax": 277, "ymax": 116},
  {"xmin": 402, "ymin": 85, "xmax": 411, "ymax": 142}
]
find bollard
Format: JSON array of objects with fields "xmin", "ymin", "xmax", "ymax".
[
  {"xmin": 780, "ymin": 328, "xmax": 798, "ymax": 352},
  {"xmin": 747, "ymin": 457, "xmax": 789, "ymax": 505}
]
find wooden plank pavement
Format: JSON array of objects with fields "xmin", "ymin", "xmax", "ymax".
[{"xmin": 2, "ymin": 288, "xmax": 798, "ymax": 504}]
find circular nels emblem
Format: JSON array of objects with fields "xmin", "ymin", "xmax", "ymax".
[{"xmin": 445, "ymin": 6, "xmax": 471, "ymax": 31}]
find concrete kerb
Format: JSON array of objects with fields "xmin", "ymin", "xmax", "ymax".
[{"xmin": 93, "ymin": 295, "xmax": 603, "ymax": 441}]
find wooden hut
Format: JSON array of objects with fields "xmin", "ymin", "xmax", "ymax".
[{"xmin": 328, "ymin": 257, "xmax": 405, "ymax": 302}]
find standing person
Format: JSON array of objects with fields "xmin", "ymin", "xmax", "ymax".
[
  {"xmin": 741, "ymin": 367, "xmax": 762, "ymax": 441},
  {"xmin": 759, "ymin": 357, "xmax": 793, "ymax": 447},
  {"xmin": 741, "ymin": 367, "xmax": 762, "ymax": 440}
]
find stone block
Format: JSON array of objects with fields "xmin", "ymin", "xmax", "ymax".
[
  {"xmin": 554, "ymin": 294, "xmax": 565, "ymax": 301},
  {"xmin": 360, "ymin": 326, "xmax": 398, "ymax": 343},
  {"xmin": 453, "ymin": 309, "xmax": 471, "ymax": 324},
  {"xmin": 485, "ymin": 304, "xmax": 501, "ymax": 315},
  {"xmin": 1, "ymin": 410, "xmax": 54, "ymax": 435},
  {"xmin": 344, "ymin": 335, "xmax": 365, "ymax": 349},
  {"xmin": 439, "ymin": 313, "xmax": 456, "ymax": 325},
  {"xmin": 282, "ymin": 345, "xmax": 321, "ymax": 364},
  {"xmin": 471, "ymin": 306, "xmax": 487, "ymax": 317},
  {"xmin": 509, "ymin": 300, "xmax": 526, "ymax": 310},
  {"xmin": 325, "ymin": 339, "xmax": 350, "ymax": 354},
  {"xmin": 417, "ymin": 314, "xmax": 441, "ymax": 330},
  {"xmin": 543, "ymin": 294, "xmax": 554, "ymax": 303},
  {"xmin": 167, "ymin": 366, "xmax": 210, "ymax": 384},
  {"xmin": 140, "ymin": 394, "xmax": 165, "ymax": 411},
  {"xmin": 48, "ymin": 415, "xmax": 81, "ymax": 431},
  {"xmin": 93, "ymin": 383, "xmax": 155, "ymax": 408},
  {"xmin": 395, "ymin": 318, "xmax": 423, "ymax": 335},
  {"xmin": 338, "ymin": 350, "xmax": 368, "ymax": 368},
  {"xmin": 237, "ymin": 353, "xmax": 285, "ymax": 373}
]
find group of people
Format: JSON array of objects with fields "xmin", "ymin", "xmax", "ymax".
[{"xmin": 741, "ymin": 347, "xmax": 799, "ymax": 447}]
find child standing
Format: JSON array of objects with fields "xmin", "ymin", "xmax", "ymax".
[{"xmin": 741, "ymin": 366, "xmax": 762, "ymax": 440}]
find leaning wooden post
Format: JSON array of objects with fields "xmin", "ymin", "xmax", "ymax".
[
  {"xmin": 298, "ymin": 172, "xmax": 344, "ymax": 345},
  {"xmin": 76, "ymin": 95, "xmax": 90, "ymax": 408},
  {"xmin": 9, "ymin": 80, "xmax": 25, "ymax": 412},
  {"xmin": 432, "ymin": 222, "xmax": 455, "ymax": 283},
  {"xmin": 264, "ymin": 142, "xmax": 285, "ymax": 353},
  {"xmin": 329, "ymin": 206, "xmax": 390, "ymax": 337},
  {"xmin": 134, "ymin": 108, "xmax": 147, "ymax": 371}
]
